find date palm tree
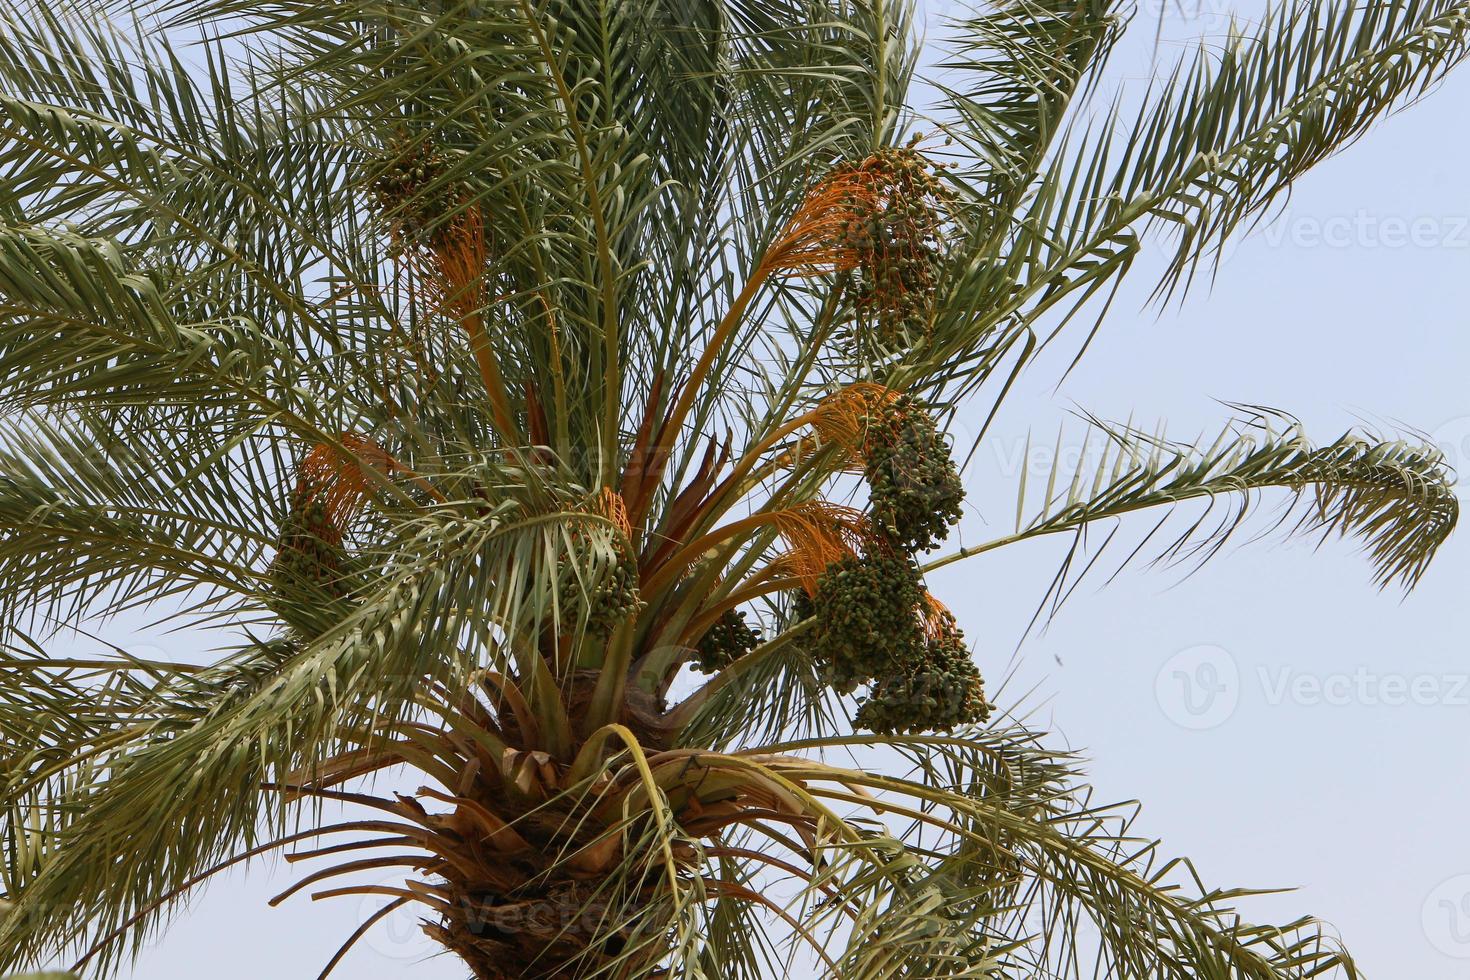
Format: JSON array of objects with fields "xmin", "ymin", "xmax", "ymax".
[{"xmin": 0, "ymin": 0, "xmax": 1464, "ymax": 977}]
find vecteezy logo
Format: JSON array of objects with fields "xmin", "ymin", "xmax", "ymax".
[
  {"xmin": 1154, "ymin": 645, "xmax": 1239, "ymax": 730},
  {"xmin": 354, "ymin": 872, "xmax": 437, "ymax": 963},
  {"xmin": 1424, "ymin": 875, "xmax": 1470, "ymax": 959}
]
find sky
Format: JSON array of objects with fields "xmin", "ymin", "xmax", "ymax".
[{"xmin": 36, "ymin": 1, "xmax": 1470, "ymax": 977}]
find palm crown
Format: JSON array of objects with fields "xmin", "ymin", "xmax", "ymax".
[{"xmin": 0, "ymin": 0, "xmax": 1464, "ymax": 977}]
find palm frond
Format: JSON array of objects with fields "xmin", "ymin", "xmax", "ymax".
[
  {"xmin": 922, "ymin": 0, "xmax": 1470, "ymax": 398},
  {"xmin": 0, "ymin": 498, "xmax": 606, "ymax": 971},
  {"xmin": 0, "ymin": 409, "xmax": 277, "ymax": 633},
  {"xmin": 933, "ymin": 410, "xmax": 1459, "ymax": 605},
  {"xmin": 939, "ymin": 0, "xmax": 1125, "ymax": 210}
]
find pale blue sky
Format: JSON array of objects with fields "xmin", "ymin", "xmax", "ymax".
[{"xmin": 69, "ymin": 2, "xmax": 1470, "ymax": 977}]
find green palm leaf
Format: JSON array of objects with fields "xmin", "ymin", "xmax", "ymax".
[{"xmin": 932, "ymin": 410, "xmax": 1458, "ymax": 602}]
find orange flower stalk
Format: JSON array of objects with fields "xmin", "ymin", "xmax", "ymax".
[
  {"xmin": 769, "ymin": 382, "xmax": 905, "ymax": 472},
  {"xmin": 292, "ymin": 434, "xmax": 398, "ymax": 544},
  {"xmin": 762, "ymin": 167, "xmax": 877, "ymax": 276},
  {"xmin": 594, "ymin": 486, "xmax": 632, "ymax": 539},
  {"xmin": 922, "ymin": 592, "xmax": 953, "ymax": 642},
  {"xmin": 772, "ymin": 500, "xmax": 868, "ymax": 595}
]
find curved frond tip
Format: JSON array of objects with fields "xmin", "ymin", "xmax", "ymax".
[{"xmin": 955, "ymin": 410, "xmax": 1458, "ymax": 597}]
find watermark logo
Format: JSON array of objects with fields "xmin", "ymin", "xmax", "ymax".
[
  {"xmin": 1261, "ymin": 666, "xmax": 1469, "ymax": 709},
  {"xmin": 1432, "ymin": 415, "xmax": 1470, "ymax": 504},
  {"xmin": 1260, "ymin": 211, "xmax": 1470, "ymax": 252},
  {"xmin": 1212, "ymin": 208, "xmax": 1470, "ymax": 272},
  {"xmin": 1156, "ymin": 647, "xmax": 1470, "ymax": 729},
  {"xmin": 1155, "ymin": 644, "xmax": 1239, "ymax": 730},
  {"xmin": 354, "ymin": 876, "xmax": 437, "ymax": 963},
  {"xmin": 1423, "ymin": 875, "xmax": 1470, "ymax": 959}
]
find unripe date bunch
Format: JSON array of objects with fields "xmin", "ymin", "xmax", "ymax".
[
  {"xmin": 370, "ymin": 143, "xmax": 469, "ymax": 248},
  {"xmin": 265, "ymin": 497, "xmax": 361, "ymax": 636},
  {"xmin": 863, "ymin": 396, "xmax": 964, "ymax": 552},
  {"xmin": 693, "ymin": 608, "xmax": 762, "ymax": 673},
  {"xmin": 560, "ymin": 552, "xmax": 644, "ymax": 635},
  {"xmin": 809, "ymin": 553, "xmax": 989, "ymax": 734},
  {"xmin": 856, "ymin": 611, "xmax": 991, "ymax": 735},
  {"xmin": 833, "ymin": 140, "xmax": 953, "ymax": 349},
  {"xmin": 269, "ymin": 498, "xmax": 349, "ymax": 596},
  {"xmin": 810, "ymin": 553, "xmax": 927, "ymax": 693}
]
